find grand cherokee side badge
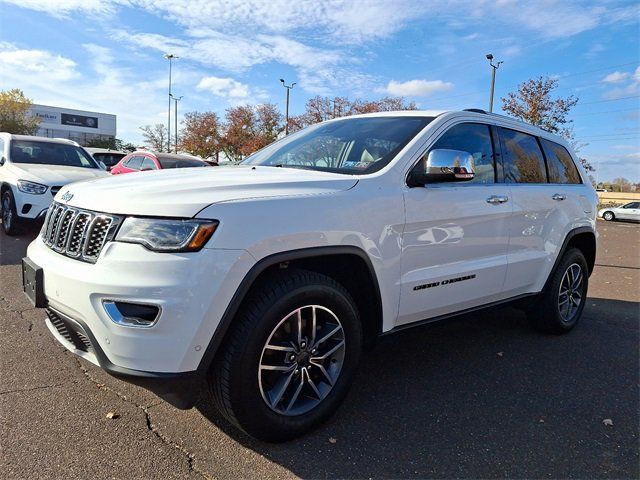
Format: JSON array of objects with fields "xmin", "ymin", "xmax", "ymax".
[{"xmin": 61, "ymin": 191, "xmax": 74, "ymax": 202}]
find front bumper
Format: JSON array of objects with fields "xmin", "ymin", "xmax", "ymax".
[
  {"xmin": 14, "ymin": 188, "xmax": 52, "ymax": 219},
  {"xmin": 27, "ymin": 236, "xmax": 255, "ymax": 373},
  {"xmin": 44, "ymin": 307, "xmax": 201, "ymax": 408}
]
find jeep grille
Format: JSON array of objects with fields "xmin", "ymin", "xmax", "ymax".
[{"xmin": 41, "ymin": 202, "xmax": 122, "ymax": 263}]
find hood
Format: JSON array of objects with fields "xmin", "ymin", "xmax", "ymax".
[
  {"xmin": 8, "ymin": 163, "xmax": 109, "ymax": 186},
  {"xmin": 56, "ymin": 165, "xmax": 359, "ymax": 217}
]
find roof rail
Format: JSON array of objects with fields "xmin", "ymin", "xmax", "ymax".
[{"xmin": 464, "ymin": 108, "xmax": 487, "ymax": 114}]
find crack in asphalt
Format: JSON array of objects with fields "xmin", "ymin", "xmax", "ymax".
[
  {"xmin": 72, "ymin": 357, "xmax": 210, "ymax": 480},
  {"xmin": 0, "ymin": 382, "xmax": 77, "ymax": 396}
]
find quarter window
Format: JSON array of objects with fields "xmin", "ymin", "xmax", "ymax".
[
  {"xmin": 427, "ymin": 123, "xmax": 496, "ymax": 183},
  {"xmin": 541, "ymin": 139, "xmax": 581, "ymax": 184},
  {"xmin": 499, "ymin": 128, "xmax": 547, "ymax": 183}
]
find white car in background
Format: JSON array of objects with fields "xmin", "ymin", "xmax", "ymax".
[
  {"xmin": 0, "ymin": 133, "xmax": 109, "ymax": 235},
  {"xmin": 598, "ymin": 202, "xmax": 640, "ymax": 222}
]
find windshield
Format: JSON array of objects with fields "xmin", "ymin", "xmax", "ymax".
[
  {"xmin": 242, "ymin": 116, "xmax": 433, "ymax": 174},
  {"xmin": 10, "ymin": 140, "xmax": 99, "ymax": 169}
]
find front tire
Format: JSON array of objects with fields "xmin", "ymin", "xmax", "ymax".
[
  {"xmin": 1, "ymin": 190, "xmax": 23, "ymax": 235},
  {"xmin": 209, "ymin": 269, "xmax": 362, "ymax": 442},
  {"xmin": 527, "ymin": 248, "xmax": 588, "ymax": 334},
  {"xmin": 603, "ymin": 211, "xmax": 615, "ymax": 221}
]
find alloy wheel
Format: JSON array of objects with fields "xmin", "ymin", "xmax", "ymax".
[
  {"xmin": 258, "ymin": 305, "xmax": 346, "ymax": 416},
  {"xmin": 558, "ymin": 263, "xmax": 583, "ymax": 322}
]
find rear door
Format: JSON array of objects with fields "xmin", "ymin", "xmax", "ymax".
[
  {"xmin": 499, "ymin": 128, "xmax": 581, "ymax": 295},
  {"xmin": 398, "ymin": 122, "xmax": 512, "ymax": 325}
]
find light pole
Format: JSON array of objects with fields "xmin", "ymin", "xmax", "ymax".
[
  {"xmin": 164, "ymin": 53, "xmax": 178, "ymax": 151},
  {"xmin": 485, "ymin": 53, "xmax": 503, "ymax": 113},
  {"xmin": 170, "ymin": 94, "xmax": 183, "ymax": 153},
  {"xmin": 280, "ymin": 78, "xmax": 296, "ymax": 135}
]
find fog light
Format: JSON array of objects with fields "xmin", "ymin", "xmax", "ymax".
[{"xmin": 102, "ymin": 300, "xmax": 160, "ymax": 328}]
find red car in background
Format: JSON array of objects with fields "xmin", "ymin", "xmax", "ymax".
[{"xmin": 110, "ymin": 151, "xmax": 208, "ymax": 174}]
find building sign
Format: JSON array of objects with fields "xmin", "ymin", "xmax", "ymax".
[
  {"xmin": 61, "ymin": 113, "xmax": 99, "ymax": 129},
  {"xmin": 33, "ymin": 111, "xmax": 59, "ymax": 124}
]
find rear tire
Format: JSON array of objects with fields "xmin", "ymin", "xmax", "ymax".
[
  {"xmin": 1, "ymin": 190, "xmax": 23, "ymax": 236},
  {"xmin": 209, "ymin": 269, "xmax": 362, "ymax": 442},
  {"xmin": 603, "ymin": 211, "xmax": 615, "ymax": 221},
  {"xmin": 527, "ymin": 248, "xmax": 588, "ymax": 334}
]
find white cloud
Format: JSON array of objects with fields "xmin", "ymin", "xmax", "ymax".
[
  {"xmin": 0, "ymin": 42, "xmax": 78, "ymax": 81},
  {"xmin": 0, "ymin": 0, "xmax": 119, "ymax": 17},
  {"xmin": 197, "ymin": 77, "xmax": 250, "ymax": 99},
  {"xmin": 602, "ymin": 71, "xmax": 630, "ymax": 84},
  {"xmin": 385, "ymin": 79, "xmax": 454, "ymax": 97}
]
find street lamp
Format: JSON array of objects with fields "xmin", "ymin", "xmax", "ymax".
[
  {"xmin": 164, "ymin": 53, "xmax": 178, "ymax": 151},
  {"xmin": 485, "ymin": 53, "xmax": 503, "ymax": 113},
  {"xmin": 280, "ymin": 78, "xmax": 296, "ymax": 135},
  {"xmin": 170, "ymin": 94, "xmax": 183, "ymax": 154}
]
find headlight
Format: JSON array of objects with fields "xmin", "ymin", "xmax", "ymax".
[
  {"xmin": 17, "ymin": 180, "xmax": 48, "ymax": 195},
  {"xmin": 115, "ymin": 217, "xmax": 218, "ymax": 252}
]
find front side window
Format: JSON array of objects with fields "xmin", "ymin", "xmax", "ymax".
[
  {"xmin": 541, "ymin": 139, "xmax": 581, "ymax": 184},
  {"xmin": 141, "ymin": 157, "xmax": 157, "ymax": 170},
  {"xmin": 623, "ymin": 202, "xmax": 639, "ymax": 209},
  {"xmin": 10, "ymin": 140, "xmax": 99, "ymax": 169},
  {"xmin": 499, "ymin": 128, "xmax": 547, "ymax": 183},
  {"xmin": 126, "ymin": 156, "xmax": 143, "ymax": 170},
  {"xmin": 242, "ymin": 116, "xmax": 433, "ymax": 175},
  {"xmin": 157, "ymin": 156, "xmax": 207, "ymax": 168},
  {"xmin": 426, "ymin": 123, "xmax": 496, "ymax": 183}
]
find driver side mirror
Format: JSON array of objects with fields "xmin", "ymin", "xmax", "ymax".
[
  {"xmin": 98, "ymin": 160, "xmax": 107, "ymax": 170},
  {"xmin": 0, "ymin": 156, "xmax": 5, "ymax": 166},
  {"xmin": 408, "ymin": 149, "xmax": 475, "ymax": 186}
]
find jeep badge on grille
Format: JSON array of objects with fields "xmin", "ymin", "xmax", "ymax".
[{"xmin": 60, "ymin": 191, "xmax": 74, "ymax": 202}]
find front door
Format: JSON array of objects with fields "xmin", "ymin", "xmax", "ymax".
[{"xmin": 398, "ymin": 122, "xmax": 511, "ymax": 325}]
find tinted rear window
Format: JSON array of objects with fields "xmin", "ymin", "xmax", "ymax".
[
  {"xmin": 499, "ymin": 128, "xmax": 547, "ymax": 183},
  {"xmin": 540, "ymin": 139, "xmax": 581, "ymax": 184},
  {"xmin": 157, "ymin": 157, "xmax": 207, "ymax": 169}
]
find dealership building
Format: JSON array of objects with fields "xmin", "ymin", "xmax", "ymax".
[{"xmin": 29, "ymin": 104, "xmax": 116, "ymax": 146}]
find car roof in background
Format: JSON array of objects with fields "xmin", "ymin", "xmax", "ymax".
[
  {"xmin": 85, "ymin": 147, "xmax": 127, "ymax": 154},
  {"xmin": 2, "ymin": 134, "xmax": 80, "ymax": 146}
]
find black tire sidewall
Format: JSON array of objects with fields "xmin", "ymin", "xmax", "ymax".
[
  {"xmin": 2, "ymin": 190, "xmax": 19, "ymax": 235},
  {"xmin": 227, "ymin": 279, "xmax": 362, "ymax": 441}
]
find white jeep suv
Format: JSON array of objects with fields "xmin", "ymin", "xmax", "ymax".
[
  {"xmin": 22, "ymin": 110, "xmax": 598, "ymax": 441},
  {"xmin": 0, "ymin": 133, "xmax": 108, "ymax": 235}
]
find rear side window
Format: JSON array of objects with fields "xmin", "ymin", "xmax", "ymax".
[
  {"xmin": 540, "ymin": 139, "xmax": 581, "ymax": 184},
  {"xmin": 499, "ymin": 128, "xmax": 547, "ymax": 183},
  {"xmin": 429, "ymin": 123, "xmax": 496, "ymax": 183},
  {"xmin": 126, "ymin": 156, "xmax": 143, "ymax": 170}
]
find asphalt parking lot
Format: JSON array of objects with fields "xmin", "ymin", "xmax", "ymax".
[{"xmin": 1, "ymin": 220, "xmax": 638, "ymax": 479}]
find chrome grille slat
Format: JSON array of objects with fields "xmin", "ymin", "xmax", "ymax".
[{"xmin": 41, "ymin": 202, "xmax": 121, "ymax": 263}]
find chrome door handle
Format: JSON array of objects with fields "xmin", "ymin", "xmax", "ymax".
[
  {"xmin": 486, "ymin": 195, "xmax": 509, "ymax": 205},
  {"xmin": 552, "ymin": 193, "xmax": 566, "ymax": 201}
]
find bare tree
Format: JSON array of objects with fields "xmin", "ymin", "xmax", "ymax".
[
  {"xmin": 0, "ymin": 88, "xmax": 41, "ymax": 135},
  {"xmin": 139, "ymin": 124, "xmax": 168, "ymax": 152}
]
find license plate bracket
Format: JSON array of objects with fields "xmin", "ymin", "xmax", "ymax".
[{"xmin": 22, "ymin": 257, "xmax": 47, "ymax": 308}]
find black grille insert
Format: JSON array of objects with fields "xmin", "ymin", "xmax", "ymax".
[{"xmin": 46, "ymin": 309, "xmax": 94, "ymax": 353}]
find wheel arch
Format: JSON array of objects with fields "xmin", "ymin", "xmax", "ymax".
[
  {"xmin": 543, "ymin": 226, "xmax": 596, "ymax": 291},
  {"xmin": 197, "ymin": 246, "xmax": 383, "ymax": 373}
]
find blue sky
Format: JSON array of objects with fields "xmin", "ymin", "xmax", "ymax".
[{"xmin": 0, "ymin": 0, "xmax": 638, "ymax": 182}]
